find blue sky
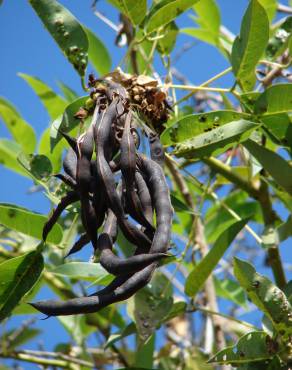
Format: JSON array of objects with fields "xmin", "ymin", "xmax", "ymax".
[{"xmin": 1, "ymin": 0, "xmax": 291, "ymax": 368}]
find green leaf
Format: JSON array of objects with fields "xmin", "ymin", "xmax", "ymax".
[
  {"xmin": 133, "ymin": 273, "xmax": 173, "ymax": 343},
  {"xmin": 52, "ymin": 262, "xmax": 112, "ymax": 284},
  {"xmin": 161, "ymin": 110, "xmax": 250, "ymax": 146},
  {"xmin": 208, "ymin": 331, "xmax": 275, "ymax": 364},
  {"xmin": 170, "ymin": 193, "xmax": 198, "ymax": 215},
  {"xmin": 135, "ymin": 334, "xmax": 155, "ymax": 368},
  {"xmin": 50, "ymin": 96, "xmax": 88, "ymax": 150},
  {"xmin": 173, "ymin": 119, "xmax": 258, "ymax": 159},
  {"xmin": 162, "ymin": 301, "xmax": 187, "ymax": 322},
  {"xmin": 234, "ymin": 258, "xmax": 292, "ymax": 342},
  {"xmin": 231, "ymin": 0, "xmax": 269, "ymax": 91},
  {"xmin": 266, "ymin": 16, "xmax": 292, "ymax": 59},
  {"xmin": 157, "ymin": 21, "xmax": 178, "ymax": 55},
  {"xmin": 29, "ymin": 0, "xmax": 88, "ymax": 77},
  {"xmin": 277, "ymin": 215, "xmax": 292, "ymax": 242},
  {"xmin": 183, "ymin": 0, "xmax": 221, "ymax": 47},
  {"xmin": 18, "ymin": 153, "xmax": 53, "ymax": 180},
  {"xmin": 0, "ymin": 203, "xmax": 63, "ymax": 244},
  {"xmin": 38, "ymin": 127, "xmax": 63, "ymax": 173},
  {"xmin": 185, "ymin": 219, "xmax": 248, "ymax": 297},
  {"xmin": 0, "ymin": 97, "xmax": 36, "ymax": 153},
  {"xmin": 58, "ymin": 81, "xmax": 78, "ymax": 102},
  {"xmin": 0, "ymin": 251, "xmax": 44, "ymax": 322},
  {"xmin": 145, "ymin": 0, "xmax": 199, "ymax": 33},
  {"xmin": 85, "ymin": 27, "xmax": 111, "ymax": 76},
  {"xmin": 105, "ymin": 322, "xmax": 136, "ymax": 349},
  {"xmin": 243, "ymin": 139, "xmax": 292, "ymax": 195},
  {"xmin": 58, "ymin": 315, "xmax": 95, "ymax": 345},
  {"xmin": 255, "ymin": 83, "xmax": 292, "ymax": 116},
  {"xmin": 0, "ymin": 139, "xmax": 28, "ymax": 177},
  {"xmin": 19, "ymin": 73, "xmax": 67, "ymax": 121},
  {"xmin": 257, "ymin": 0, "xmax": 277, "ymax": 22},
  {"xmin": 109, "ymin": 0, "xmax": 147, "ymax": 26},
  {"xmin": 214, "ymin": 277, "xmax": 247, "ymax": 308}
]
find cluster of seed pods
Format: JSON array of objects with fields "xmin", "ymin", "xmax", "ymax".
[{"xmin": 31, "ymin": 79, "xmax": 173, "ymax": 316}]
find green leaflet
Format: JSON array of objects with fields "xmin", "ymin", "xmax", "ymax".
[
  {"xmin": 234, "ymin": 258, "xmax": 292, "ymax": 343},
  {"xmin": 52, "ymin": 262, "xmax": 112, "ymax": 284},
  {"xmin": 208, "ymin": 331, "xmax": 275, "ymax": 365},
  {"xmin": 231, "ymin": 0, "xmax": 269, "ymax": 91},
  {"xmin": 0, "ymin": 203, "xmax": 63, "ymax": 244},
  {"xmin": 19, "ymin": 73, "xmax": 67, "ymax": 120},
  {"xmin": 185, "ymin": 219, "xmax": 248, "ymax": 297},
  {"xmin": 18, "ymin": 153, "xmax": 53, "ymax": 181},
  {"xmin": 145, "ymin": 0, "xmax": 199, "ymax": 33},
  {"xmin": 161, "ymin": 110, "xmax": 250, "ymax": 146},
  {"xmin": 108, "ymin": 0, "xmax": 147, "ymax": 26},
  {"xmin": 0, "ymin": 251, "xmax": 44, "ymax": 322},
  {"xmin": 29, "ymin": 0, "xmax": 88, "ymax": 77},
  {"xmin": 50, "ymin": 96, "xmax": 88, "ymax": 150},
  {"xmin": 173, "ymin": 119, "xmax": 258, "ymax": 159},
  {"xmin": 0, "ymin": 139, "xmax": 29, "ymax": 177},
  {"xmin": 244, "ymin": 139, "xmax": 292, "ymax": 196},
  {"xmin": 85, "ymin": 27, "xmax": 111, "ymax": 76},
  {"xmin": 0, "ymin": 97, "xmax": 36, "ymax": 153}
]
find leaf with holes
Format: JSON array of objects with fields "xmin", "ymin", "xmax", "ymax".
[
  {"xmin": 0, "ymin": 251, "xmax": 44, "ymax": 322},
  {"xmin": 208, "ymin": 331, "xmax": 275, "ymax": 365},
  {"xmin": 18, "ymin": 153, "xmax": 53, "ymax": 180},
  {"xmin": 161, "ymin": 110, "xmax": 250, "ymax": 146},
  {"xmin": 234, "ymin": 258, "xmax": 292, "ymax": 342},
  {"xmin": 173, "ymin": 119, "xmax": 258, "ymax": 159},
  {"xmin": 29, "ymin": 0, "xmax": 88, "ymax": 76}
]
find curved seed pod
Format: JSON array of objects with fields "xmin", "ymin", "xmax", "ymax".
[
  {"xmin": 65, "ymin": 233, "xmax": 90, "ymax": 257},
  {"xmin": 30, "ymin": 263, "xmax": 156, "ymax": 316},
  {"xmin": 94, "ymin": 100, "xmax": 152, "ymax": 250},
  {"xmin": 149, "ymin": 132, "xmax": 165, "ymax": 168},
  {"xmin": 43, "ymin": 191, "xmax": 79, "ymax": 241},
  {"xmin": 137, "ymin": 154, "xmax": 173, "ymax": 254},
  {"xmin": 135, "ymin": 171, "xmax": 153, "ymax": 226},
  {"xmin": 77, "ymin": 124, "xmax": 98, "ymax": 250},
  {"xmin": 63, "ymin": 147, "xmax": 77, "ymax": 179},
  {"xmin": 60, "ymin": 131, "xmax": 77, "ymax": 154},
  {"xmin": 120, "ymin": 112, "xmax": 154, "ymax": 231}
]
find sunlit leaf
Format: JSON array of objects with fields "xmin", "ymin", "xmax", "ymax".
[
  {"xmin": 234, "ymin": 258, "xmax": 292, "ymax": 342},
  {"xmin": 0, "ymin": 203, "xmax": 63, "ymax": 244},
  {"xmin": 38, "ymin": 127, "xmax": 64, "ymax": 173},
  {"xmin": 255, "ymin": 83, "xmax": 292, "ymax": 116},
  {"xmin": 109, "ymin": 0, "xmax": 147, "ymax": 26},
  {"xmin": 185, "ymin": 219, "xmax": 248, "ymax": 297},
  {"xmin": 145, "ymin": 0, "xmax": 199, "ymax": 33},
  {"xmin": 244, "ymin": 139, "xmax": 292, "ymax": 195},
  {"xmin": 214, "ymin": 277, "xmax": 247, "ymax": 308},
  {"xmin": 18, "ymin": 73, "xmax": 67, "ymax": 120},
  {"xmin": 157, "ymin": 21, "xmax": 178, "ymax": 55},
  {"xmin": 50, "ymin": 96, "xmax": 87, "ymax": 150},
  {"xmin": 0, "ymin": 97, "xmax": 36, "ymax": 153},
  {"xmin": 85, "ymin": 27, "xmax": 111, "ymax": 75},
  {"xmin": 0, "ymin": 251, "xmax": 44, "ymax": 322},
  {"xmin": 208, "ymin": 331, "xmax": 275, "ymax": 364},
  {"xmin": 231, "ymin": 0, "xmax": 269, "ymax": 91},
  {"xmin": 18, "ymin": 152, "xmax": 53, "ymax": 180},
  {"xmin": 58, "ymin": 81, "xmax": 78, "ymax": 102},
  {"xmin": 161, "ymin": 110, "xmax": 250, "ymax": 146},
  {"xmin": 258, "ymin": 0, "xmax": 277, "ymax": 22},
  {"xmin": 0, "ymin": 139, "xmax": 28, "ymax": 177},
  {"xmin": 29, "ymin": 0, "xmax": 88, "ymax": 76},
  {"xmin": 52, "ymin": 262, "xmax": 112, "ymax": 284},
  {"xmin": 173, "ymin": 120, "xmax": 258, "ymax": 159}
]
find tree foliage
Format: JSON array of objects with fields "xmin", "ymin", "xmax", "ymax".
[{"xmin": 0, "ymin": 0, "xmax": 292, "ymax": 369}]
